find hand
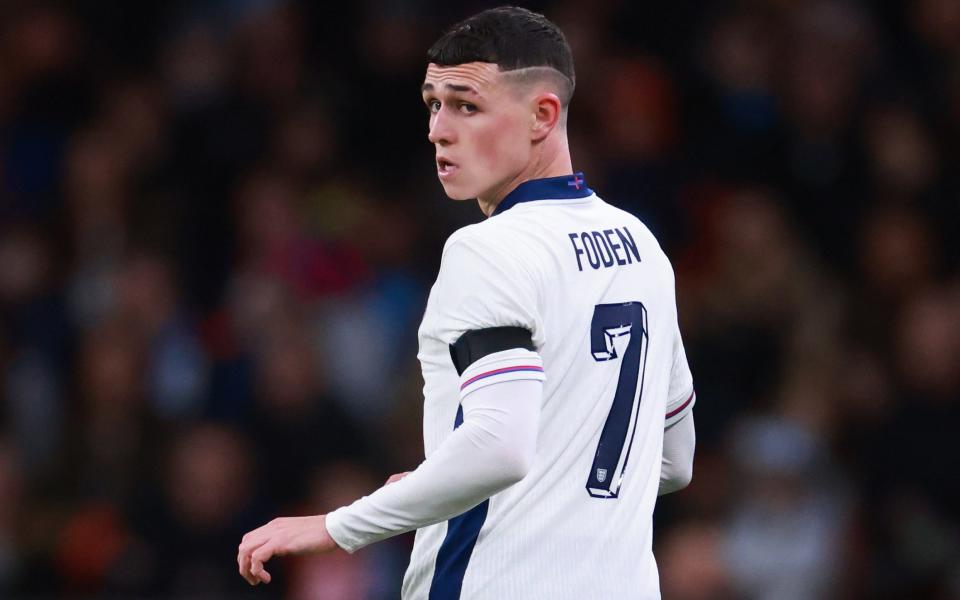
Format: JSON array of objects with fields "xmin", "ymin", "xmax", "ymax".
[
  {"xmin": 237, "ymin": 514, "xmax": 339, "ymax": 585},
  {"xmin": 385, "ymin": 471, "xmax": 411, "ymax": 485}
]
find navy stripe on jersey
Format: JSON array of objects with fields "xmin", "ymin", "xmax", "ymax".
[
  {"xmin": 428, "ymin": 405, "xmax": 489, "ymax": 600},
  {"xmin": 492, "ymin": 172, "xmax": 593, "ymax": 216}
]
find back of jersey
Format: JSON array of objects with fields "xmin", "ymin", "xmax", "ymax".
[
  {"xmin": 409, "ymin": 175, "xmax": 695, "ymax": 600},
  {"xmin": 457, "ymin": 190, "xmax": 693, "ymax": 599}
]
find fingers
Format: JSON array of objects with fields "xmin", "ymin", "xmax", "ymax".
[
  {"xmin": 249, "ymin": 557, "xmax": 272, "ymax": 584},
  {"xmin": 239, "ymin": 515, "xmax": 334, "ymax": 585},
  {"xmin": 250, "ymin": 544, "xmax": 275, "ymax": 583},
  {"xmin": 238, "ymin": 535, "xmax": 270, "ymax": 586},
  {"xmin": 253, "ymin": 561, "xmax": 272, "ymax": 584},
  {"xmin": 238, "ymin": 549, "xmax": 256, "ymax": 585}
]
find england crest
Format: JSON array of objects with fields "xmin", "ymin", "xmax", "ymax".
[{"xmin": 596, "ymin": 468, "xmax": 608, "ymax": 483}]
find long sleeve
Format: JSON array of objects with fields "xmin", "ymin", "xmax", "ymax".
[
  {"xmin": 325, "ymin": 375, "xmax": 542, "ymax": 553},
  {"xmin": 659, "ymin": 412, "xmax": 695, "ymax": 496}
]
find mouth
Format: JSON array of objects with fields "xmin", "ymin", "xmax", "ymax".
[{"xmin": 437, "ymin": 157, "xmax": 459, "ymax": 180}]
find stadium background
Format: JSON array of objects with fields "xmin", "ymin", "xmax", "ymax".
[{"xmin": 1, "ymin": 0, "xmax": 958, "ymax": 598}]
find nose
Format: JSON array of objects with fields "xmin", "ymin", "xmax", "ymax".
[{"xmin": 428, "ymin": 109, "xmax": 454, "ymax": 146}]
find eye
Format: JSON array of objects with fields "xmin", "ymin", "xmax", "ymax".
[
  {"xmin": 459, "ymin": 103, "xmax": 477, "ymax": 114},
  {"xmin": 427, "ymin": 99, "xmax": 441, "ymax": 113}
]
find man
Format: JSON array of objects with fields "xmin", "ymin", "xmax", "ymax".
[{"xmin": 237, "ymin": 7, "xmax": 696, "ymax": 598}]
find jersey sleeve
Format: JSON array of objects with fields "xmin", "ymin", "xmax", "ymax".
[
  {"xmin": 665, "ymin": 320, "xmax": 695, "ymax": 428},
  {"xmin": 432, "ymin": 229, "xmax": 546, "ymax": 351},
  {"xmin": 325, "ymin": 377, "xmax": 543, "ymax": 553}
]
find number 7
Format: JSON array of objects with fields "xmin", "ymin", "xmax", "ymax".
[{"xmin": 586, "ymin": 302, "xmax": 649, "ymax": 499}]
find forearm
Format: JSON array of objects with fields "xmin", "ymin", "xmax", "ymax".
[
  {"xmin": 659, "ymin": 412, "xmax": 695, "ymax": 496},
  {"xmin": 325, "ymin": 378, "xmax": 542, "ymax": 552}
]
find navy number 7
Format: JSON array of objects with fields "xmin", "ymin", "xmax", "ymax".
[{"xmin": 586, "ymin": 302, "xmax": 649, "ymax": 499}]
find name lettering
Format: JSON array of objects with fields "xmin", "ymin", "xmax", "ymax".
[
  {"xmin": 581, "ymin": 233, "xmax": 601, "ymax": 269},
  {"xmin": 591, "ymin": 231, "xmax": 615, "ymax": 267},
  {"xmin": 568, "ymin": 226, "xmax": 642, "ymax": 271}
]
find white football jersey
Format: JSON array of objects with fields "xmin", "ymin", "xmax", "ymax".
[{"xmin": 404, "ymin": 173, "xmax": 695, "ymax": 600}]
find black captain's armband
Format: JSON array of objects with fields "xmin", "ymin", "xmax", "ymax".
[{"xmin": 449, "ymin": 327, "xmax": 535, "ymax": 376}]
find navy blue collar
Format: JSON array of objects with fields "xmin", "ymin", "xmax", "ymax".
[{"xmin": 491, "ymin": 172, "xmax": 593, "ymax": 216}]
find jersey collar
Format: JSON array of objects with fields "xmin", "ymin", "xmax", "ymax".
[{"xmin": 491, "ymin": 172, "xmax": 593, "ymax": 217}]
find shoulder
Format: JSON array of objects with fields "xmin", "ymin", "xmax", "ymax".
[
  {"xmin": 432, "ymin": 220, "xmax": 541, "ymax": 310},
  {"xmin": 427, "ymin": 222, "xmax": 545, "ymax": 345},
  {"xmin": 440, "ymin": 220, "xmax": 530, "ymax": 273},
  {"xmin": 441, "ymin": 222, "xmax": 486, "ymax": 257},
  {"xmin": 442, "ymin": 218, "xmax": 519, "ymax": 253}
]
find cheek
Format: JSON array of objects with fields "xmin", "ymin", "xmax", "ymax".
[{"xmin": 470, "ymin": 114, "xmax": 528, "ymax": 172}]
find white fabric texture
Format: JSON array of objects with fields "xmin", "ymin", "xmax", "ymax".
[
  {"xmin": 403, "ymin": 193, "xmax": 695, "ymax": 599},
  {"xmin": 427, "ymin": 227, "xmax": 546, "ymax": 348},
  {"xmin": 659, "ymin": 412, "xmax": 696, "ymax": 495},
  {"xmin": 664, "ymin": 317, "xmax": 696, "ymax": 428},
  {"xmin": 325, "ymin": 371, "xmax": 543, "ymax": 553},
  {"xmin": 458, "ymin": 348, "xmax": 545, "ymax": 400}
]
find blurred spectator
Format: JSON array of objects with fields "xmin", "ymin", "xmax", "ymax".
[
  {"xmin": 863, "ymin": 104, "xmax": 940, "ymax": 202},
  {"xmin": 246, "ymin": 315, "xmax": 368, "ymax": 507},
  {"xmin": 857, "ymin": 206, "xmax": 937, "ymax": 304},
  {"xmin": 0, "ymin": 224, "xmax": 66, "ymax": 474},
  {"xmin": 113, "ymin": 422, "xmax": 268, "ymax": 598},
  {"xmin": 67, "ymin": 318, "xmax": 151, "ymax": 502},
  {"xmin": 722, "ymin": 417, "xmax": 853, "ymax": 600},
  {"xmin": 658, "ymin": 522, "xmax": 737, "ymax": 600}
]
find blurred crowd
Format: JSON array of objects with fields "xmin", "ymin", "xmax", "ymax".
[{"xmin": 0, "ymin": 1, "xmax": 958, "ymax": 598}]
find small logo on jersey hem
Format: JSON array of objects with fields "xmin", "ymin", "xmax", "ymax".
[{"xmin": 596, "ymin": 468, "xmax": 608, "ymax": 483}]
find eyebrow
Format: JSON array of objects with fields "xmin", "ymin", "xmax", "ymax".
[{"xmin": 421, "ymin": 82, "xmax": 480, "ymax": 95}]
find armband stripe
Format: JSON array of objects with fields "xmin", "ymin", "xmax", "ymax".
[
  {"xmin": 666, "ymin": 390, "xmax": 695, "ymax": 419},
  {"xmin": 460, "ymin": 365, "xmax": 544, "ymax": 391}
]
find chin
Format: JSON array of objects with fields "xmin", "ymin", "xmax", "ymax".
[{"xmin": 439, "ymin": 180, "xmax": 478, "ymax": 201}]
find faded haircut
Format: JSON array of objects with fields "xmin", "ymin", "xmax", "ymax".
[{"xmin": 428, "ymin": 6, "xmax": 576, "ymax": 110}]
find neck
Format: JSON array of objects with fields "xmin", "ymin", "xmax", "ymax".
[{"xmin": 478, "ymin": 133, "xmax": 573, "ymax": 217}]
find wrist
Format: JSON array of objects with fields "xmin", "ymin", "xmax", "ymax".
[{"xmin": 323, "ymin": 507, "xmax": 357, "ymax": 554}]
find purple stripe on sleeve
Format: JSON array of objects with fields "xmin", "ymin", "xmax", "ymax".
[
  {"xmin": 666, "ymin": 391, "xmax": 695, "ymax": 419},
  {"xmin": 460, "ymin": 365, "xmax": 544, "ymax": 391}
]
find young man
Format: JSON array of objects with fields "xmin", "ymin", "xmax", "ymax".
[{"xmin": 237, "ymin": 7, "xmax": 696, "ymax": 599}]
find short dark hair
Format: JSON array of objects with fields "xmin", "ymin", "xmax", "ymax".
[{"xmin": 428, "ymin": 6, "xmax": 575, "ymax": 106}]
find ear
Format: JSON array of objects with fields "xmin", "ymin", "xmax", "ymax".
[{"xmin": 530, "ymin": 92, "xmax": 562, "ymax": 141}]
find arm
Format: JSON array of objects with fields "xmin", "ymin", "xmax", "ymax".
[
  {"xmin": 659, "ymin": 412, "xmax": 695, "ymax": 495},
  {"xmin": 238, "ymin": 234, "xmax": 545, "ymax": 584},
  {"xmin": 237, "ymin": 350, "xmax": 542, "ymax": 583},
  {"xmin": 661, "ymin": 297, "xmax": 695, "ymax": 497},
  {"xmin": 326, "ymin": 374, "xmax": 541, "ymax": 551}
]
